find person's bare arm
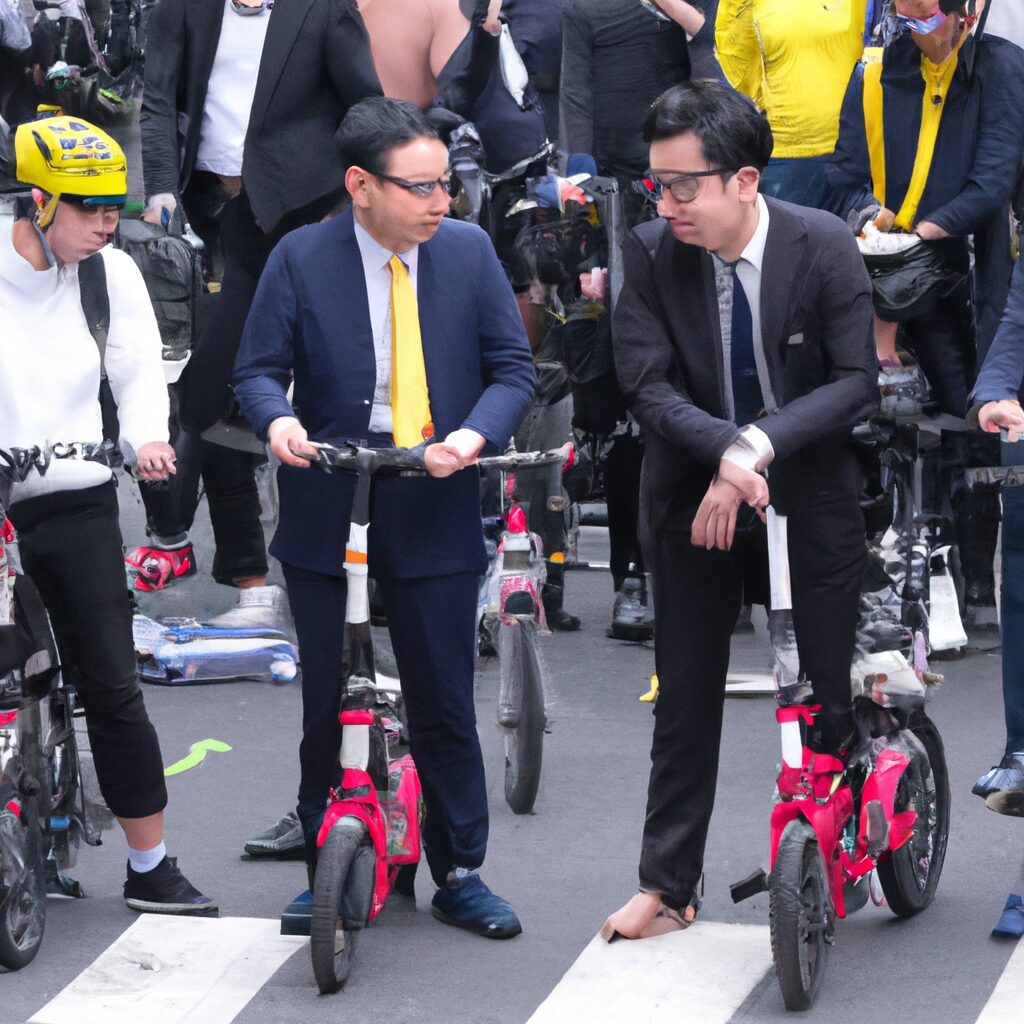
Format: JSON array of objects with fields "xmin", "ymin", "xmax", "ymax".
[
  {"xmin": 429, "ymin": 0, "xmax": 472, "ymax": 76},
  {"xmin": 650, "ymin": 0, "xmax": 705, "ymax": 36}
]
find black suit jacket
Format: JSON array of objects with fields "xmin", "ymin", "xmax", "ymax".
[
  {"xmin": 140, "ymin": 0, "xmax": 381, "ymax": 233},
  {"xmin": 612, "ymin": 197, "xmax": 879, "ymax": 531}
]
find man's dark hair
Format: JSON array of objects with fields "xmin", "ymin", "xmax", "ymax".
[
  {"xmin": 335, "ymin": 97, "xmax": 440, "ymax": 173},
  {"xmin": 643, "ymin": 80, "xmax": 774, "ymax": 172}
]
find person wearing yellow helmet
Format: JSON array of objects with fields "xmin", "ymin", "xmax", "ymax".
[
  {"xmin": 14, "ymin": 115, "xmax": 128, "ymax": 230},
  {"xmin": 0, "ymin": 114, "xmax": 215, "ymax": 915}
]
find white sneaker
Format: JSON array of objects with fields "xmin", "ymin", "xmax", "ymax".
[{"xmin": 207, "ymin": 585, "xmax": 286, "ymax": 630}]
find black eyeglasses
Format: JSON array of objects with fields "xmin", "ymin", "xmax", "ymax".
[
  {"xmin": 644, "ymin": 167, "xmax": 740, "ymax": 203},
  {"xmin": 370, "ymin": 171, "xmax": 456, "ymax": 198}
]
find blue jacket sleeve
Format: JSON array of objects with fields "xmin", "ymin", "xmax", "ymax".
[
  {"xmin": 232, "ymin": 240, "xmax": 302, "ymax": 439},
  {"xmin": 826, "ymin": 64, "xmax": 875, "ymax": 221},
  {"xmin": 970, "ymin": 257, "xmax": 1024, "ymax": 408},
  {"xmin": 459, "ymin": 232, "xmax": 537, "ymax": 447}
]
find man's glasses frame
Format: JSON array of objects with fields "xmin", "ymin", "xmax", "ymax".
[
  {"xmin": 644, "ymin": 167, "xmax": 741, "ymax": 203},
  {"xmin": 370, "ymin": 170, "xmax": 456, "ymax": 198}
]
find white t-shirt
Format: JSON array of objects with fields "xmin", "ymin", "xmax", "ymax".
[
  {"xmin": 195, "ymin": 0, "xmax": 272, "ymax": 177},
  {"xmin": 0, "ymin": 221, "xmax": 169, "ymax": 502}
]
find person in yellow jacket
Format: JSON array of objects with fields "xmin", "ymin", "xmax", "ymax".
[{"xmin": 716, "ymin": 0, "xmax": 872, "ymax": 209}]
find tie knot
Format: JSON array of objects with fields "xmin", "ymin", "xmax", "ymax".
[{"xmin": 389, "ymin": 254, "xmax": 408, "ymax": 276}]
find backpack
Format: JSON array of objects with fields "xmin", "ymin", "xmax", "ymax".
[{"xmin": 77, "ymin": 219, "xmax": 203, "ymax": 442}]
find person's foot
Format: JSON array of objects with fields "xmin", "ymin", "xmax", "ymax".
[
  {"xmin": 430, "ymin": 870, "xmax": 522, "ymax": 939},
  {"xmin": 600, "ymin": 890, "xmax": 697, "ymax": 942},
  {"xmin": 992, "ymin": 894, "xmax": 1024, "ymax": 938},
  {"xmin": 973, "ymin": 752, "xmax": 1024, "ymax": 799},
  {"xmin": 607, "ymin": 577, "xmax": 654, "ymax": 642},
  {"xmin": 207, "ymin": 584, "xmax": 286, "ymax": 630},
  {"xmin": 541, "ymin": 561, "xmax": 580, "ymax": 632},
  {"xmin": 244, "ymin": 811, "xmax": 306, "ymax": 859},
  {"xmin": 123, "ymin": 856, "xmax": 217, "ymax": 915},
  {"xmin": 125, "ymin": 542, "xmax": 197, "ymax": 591}
]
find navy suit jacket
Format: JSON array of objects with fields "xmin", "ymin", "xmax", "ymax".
[
  {"xmin": 233, "ymin": 211, "xmax": 536, "ymax": 578},
  {"xmin": 971, "ymin": 256, "xmax": 1024, "ymax": 410}
]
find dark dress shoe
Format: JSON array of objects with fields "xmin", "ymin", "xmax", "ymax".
[
  {"xmin": 973, "ymin": 752, "xmax": 1024, "ymax": 798},
  {"xmin": 431, "ymin": 871, "xmax": 522, "ymax": 939}
]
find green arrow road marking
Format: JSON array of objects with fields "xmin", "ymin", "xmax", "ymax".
[{"xmin": 164, "ymin": 739, "xmax": 233, "ymax": 777}]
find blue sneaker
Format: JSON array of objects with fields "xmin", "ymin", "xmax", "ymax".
[
  {"xmin": 993, "ymin": 894, "xmax": 1024, "ymax": 939},
  {"xmin": 431, "ymin": 870, "xmax": 522, "ymax": 939}
]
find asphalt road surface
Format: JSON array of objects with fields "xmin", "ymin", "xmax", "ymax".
[{"xmin": 2, "ymin": 479, "xmax": 1022, "ymax": 1024}]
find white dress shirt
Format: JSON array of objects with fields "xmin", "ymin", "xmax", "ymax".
[
  {"xmin": 717, "ymin": 193, "xmax": 775, "ymax": 473},
  {"xmin": 195, "ymin": 0, "xmax": 271, "ymax": 177},
  {"xmin": 353, "ymin": 218, "xmax": 420, "ymax": 435}
]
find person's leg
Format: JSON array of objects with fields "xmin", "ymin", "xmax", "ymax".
[
  {"xmin": 604, "ymin": 429, "xmax": 645, "ymax": 589},
  {"xmin": 635, "ymin": 532, "xmax": 744, "ymax": 912},
  {"xmin": 9, "ymin": 484, "xmax": 213, "ymax": 911},
  {"xmin": 788, "ymin": 488, "xmax": 867, "ymax": 753},
  {"xmin": 201, "ymin": 438, "xmax": 270, "ymax": 587},
  {"xmin": 1000, "ymin": 480, "xmax": 1024, "ymax": 757},
  {"xmin": 279, "ymin": 563, "xmax": 347, "ymax": 859},
  {"xmin": 376, "ymin": 572, "xmax": 485, "ymax": 886}
]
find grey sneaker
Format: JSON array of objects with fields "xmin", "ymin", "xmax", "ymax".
[
  {"xmin": 243, "ymin": 811, "xmax": 306, "ymax": 859},
  {"xmin": 208, "ymin": 585, "xmax": 286, "ymax": 630}
]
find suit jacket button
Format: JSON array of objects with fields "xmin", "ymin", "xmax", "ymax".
[{"xmin": 363, "ymin": 399, "xmax": 370, "ymax": 405}]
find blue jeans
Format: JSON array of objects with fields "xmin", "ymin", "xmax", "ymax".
[
  {"xmin": 759, "ymin": 154, "xmax": 836, "ymax": 213},
  {"xmin": 1001, "ymin": 440, "xmax": 1024, "ymax": 754}
]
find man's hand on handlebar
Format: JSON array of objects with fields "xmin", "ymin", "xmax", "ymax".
[
  {"xmin": 979, "ymin": 399, "xmax": 1024, "ymax": 442},
  {"xmin": 268, "ymin": 416, "xmax": 319, "ymax": 468}
]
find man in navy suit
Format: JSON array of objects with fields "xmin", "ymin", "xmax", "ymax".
[{"xmin": 233, "ymin": 97, "xmax": 535, "ymax": 938}]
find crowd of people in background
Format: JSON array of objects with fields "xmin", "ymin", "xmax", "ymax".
[{"xmin": 1, "ymin": 0, "xmax": 1024, "ymax": 938}]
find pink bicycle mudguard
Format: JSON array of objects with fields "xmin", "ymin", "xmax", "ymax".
[
  {"xmin": 859, "ymin": 747, "xmax": 917, "ymax": 854},
  {"xmin": 382, "ymin": 754, "xmax": 422, "ymax": 865}
]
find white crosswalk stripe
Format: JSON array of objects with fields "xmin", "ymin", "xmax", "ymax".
[
  {"xmin": 974, "ymin": 939, "xmax": 1024, "ymax": 1024},
  {"xmin": 28, "ymin": 916, "xmax": 307, "ymax": 1024},
  {"xmin": 526, "ymin": 923, "xmax": 773, "ymax": 1024}
]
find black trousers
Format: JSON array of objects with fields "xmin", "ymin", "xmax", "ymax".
[
  {"xmin": 638, "ymin": 475, "xmax": 866, "ymax": 910},
  {"xmin": 138, "ymin": 428, "xmax": 268, "ymax": 585},
  {"xmin": 604, "ymin": 431, "xmax": 645, "ymax": 589},
  {"xmin": 282, "ymin": 563, "xmax": 487, "ymax": 886},
  {"xmin": 9, "ymin": 483, "xmax": 168, "ymax": 819}
]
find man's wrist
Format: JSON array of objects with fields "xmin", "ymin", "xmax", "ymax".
[{"xmin": 267, "ymin": 415, "xmax": 300, "ymax": 445}]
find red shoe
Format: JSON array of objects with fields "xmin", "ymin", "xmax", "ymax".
[{"xmin": 125, "ymin": 543, "xmax": 197, "ymax": 591}]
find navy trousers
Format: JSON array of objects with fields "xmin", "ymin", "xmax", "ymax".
[{"xmin": 282, "ymin": 564, "xmax": 487, "ymax": 886}]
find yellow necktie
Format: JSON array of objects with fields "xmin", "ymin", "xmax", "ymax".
[{"xmin": 388, "ymin": 254, "xmax": 433, "ymax": 446}]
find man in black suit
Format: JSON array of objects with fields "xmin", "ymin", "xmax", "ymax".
[
  {"xmin": 134, "ymin": 0, "xmax": 381, "ymax": 622},
  {"xmin": 603, "ymin": 81, "xmax": 879, "ymax": 939}
]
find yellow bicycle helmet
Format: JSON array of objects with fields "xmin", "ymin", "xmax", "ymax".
[{"xmin": 14, "ymin": 115, "xmax": 128, "ymax": 228}]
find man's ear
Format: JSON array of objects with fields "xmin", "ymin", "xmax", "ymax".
[
  {"xmin": 735, "ymin": 167, "xmax": 761, "ymax": 204},
  {"xmin": 344, "ymin": 165, "xmax": 371, "ymax": 208}
]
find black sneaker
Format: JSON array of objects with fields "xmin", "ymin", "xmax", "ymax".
[{"xmin": 124, "ymin": 856, "xmax": 217, "ymax": 915}]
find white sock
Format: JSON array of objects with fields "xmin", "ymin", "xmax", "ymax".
[{"xmin": 128, "ymin": 841, "xmax": 166, "ymax": 874}]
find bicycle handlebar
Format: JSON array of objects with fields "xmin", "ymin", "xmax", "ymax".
[{"xmin": 476, "ymin": 443, "xmax": 573, "ymax": 471}]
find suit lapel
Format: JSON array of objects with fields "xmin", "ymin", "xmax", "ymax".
[
  {"xmin": 193, "ymin": 0, "xmax": 226, "ymax": 87},
  {"xmin": 759, "ymin": 199, "xmax": 806, "ymax": 359},
  {"xmin": 416, "ymin": 244, "xmax": 446, "ymax": 430},
  {"xmin": 248, "ymin": 0, "xmax": 315, "ymax": 135}
]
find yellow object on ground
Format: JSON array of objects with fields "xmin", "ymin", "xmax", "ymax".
[{"xmin": 640, "ymin": 674, "xmax": 659, "ymax": 703}]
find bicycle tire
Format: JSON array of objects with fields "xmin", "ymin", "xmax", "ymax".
[
  {"xmin": 876, "ymin": 711, "xmax": 950, "ymax": 917},
  {"xmin": 0, "ymin": 785, "xmax": 46, "ymax": 971},
  {"xmin": 499, "ymin": 617, "xmax": 545, "ymax": 815},
  {"xmin": 310, "ymin": 819, "xmax": 369, "ymax": 994},
  {"xmin": 769, "ymin": 818, "xmax": 834, "ymax": 1012}
]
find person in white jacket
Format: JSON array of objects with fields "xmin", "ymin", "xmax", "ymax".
[{"xmin": 1, "ymin": 115, "xmax": 214, "ymax": 914}]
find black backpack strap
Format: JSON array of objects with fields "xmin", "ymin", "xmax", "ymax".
[
  {"xmin": 78, "ymin": 252, "xmax": 110, "ymax": 373},
  {"xmin": 77, "ymin": 252, "xmax": 120, "ymax": 444}
]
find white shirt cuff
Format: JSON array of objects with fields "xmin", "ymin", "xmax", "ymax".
[{"xmin": 721, "ymin": 425, "xmax": 775, "ymax": 473}]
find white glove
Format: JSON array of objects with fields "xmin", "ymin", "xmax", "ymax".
[{"xmin": 142, "ymin": 193, "xmax": 178, "ymax": 227}]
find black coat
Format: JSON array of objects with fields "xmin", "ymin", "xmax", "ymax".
[
  {"xmin": 140, "ymin": 0, "xmax": 381, "ymax": 233},
  {"xmin": 612, "ymin": 198, "xmax": 879, "ymax": 530}
]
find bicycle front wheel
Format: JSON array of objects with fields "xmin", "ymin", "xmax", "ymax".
[
  {"xmin": 310, "ymin": 818, "xmax": 372, "ymax": 994},
  {"xmin": 499, "ymin": 617, "xmax": 545, "ymax": 815},
  {"xmin": 769, "ymin": 818, "xmax": 835, "ymax": 1011},
  {"xmin": 0, "ymin": 769, "xmax": 46, "ymax": 971}
]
